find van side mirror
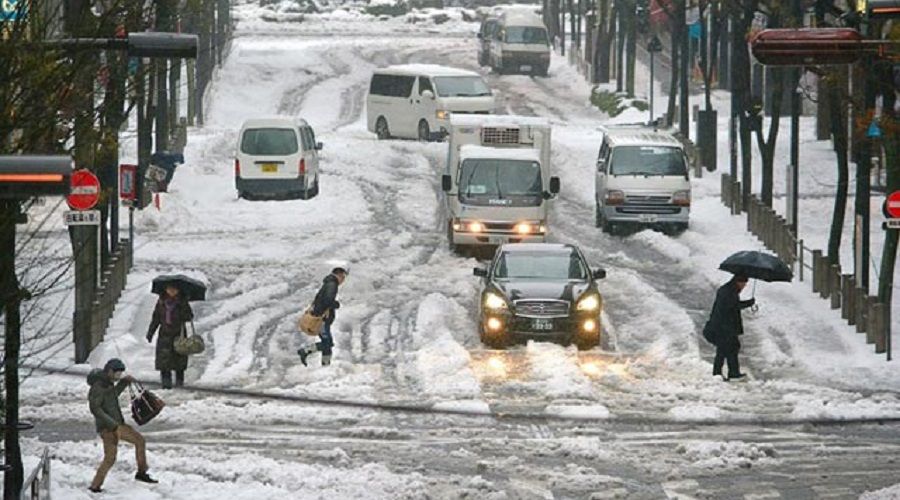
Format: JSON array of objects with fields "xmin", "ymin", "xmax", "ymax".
[
  {"xmin": 442, "ymin": 174, "xmax": 452, "ymax": 192},
  {"xmin": 592, "ymin": 268, "xmax": 607, "ymax": 280},
  {"xmin": 597, "ymin": 158, "xmax": 606, "ymax": 171},
  {"xmin": 422, "ymin": 90, "xmax": 435, "ymax": 100},
  {"xmin": 473, "ymin": 267, "xmax": 488, "ymax": 277},
  {"xmin": 549, "ymin": 176, "xmax": 560, "ymax": 194},
  {"xmin": 315, "ymin": 142, "xmax": 324, "ymax": 151},
  {"xmin": 477, "ymin": 32, "xmax": 483, "ymax": 39}
]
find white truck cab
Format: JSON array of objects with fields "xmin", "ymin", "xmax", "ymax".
[
  {"xmin": 441, "ymin": 114, "xmax": 559, "ymax": 252},
  {"xmin": 594, "ymin": 125, "xmax": 691, "ymax": 234}
]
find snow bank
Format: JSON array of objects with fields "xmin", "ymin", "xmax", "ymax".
[
  {"xmin": 861, "ymin": 483, "xmax": 900, "ymax": 500},
  {"xmin": 676, "ymin": 440, "xmax": 778, "ymax": 470},
  {"xmin": 544, "ymin": 404, "xmax": 611, "ymax": 420}
]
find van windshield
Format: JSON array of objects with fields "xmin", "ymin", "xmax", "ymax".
[
  {"xmin": 434, "ymin": 76, "xmax": 492, "ymax": 97},
  {"xmin": 459, "ymin": 159, "xmax": 543, "ymax": 200},
  {"xmin": 609, "ymin": 146, "xmax": 687, "ymax": 176},
  {"xmin": 241, "ymin": 128, "xmax": 299, "ymax": 156},
  {"xmin": 505, "ymin": 26, "xmax": 548, "ymax": 44}
]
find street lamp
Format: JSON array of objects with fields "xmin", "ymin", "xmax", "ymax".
[{"xmin": 0, "ymin": 156, "xmax": 72, "ymax": 500}]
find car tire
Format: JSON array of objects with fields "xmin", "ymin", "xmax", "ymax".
[
  {"xmin": 594, "ymin": 202, "xmax": 603, "ymax": 229},
  {"xmin": 309, "ymin": 177, "xmax": 320, "ymax": 198},
  {"xmin": 375, "ymin": 117, "xmax": 391, "ymax": 140},
  {"xmin": 418, "ymin": 120, "xmax": 430, "ymax": 142},
  {"xmin": 575, "ymin": 328, "xmax": 600, "ymax": 351},
  {"xmin": 447, "ymin": 222, "xmax": 458, "ymax": 253}
]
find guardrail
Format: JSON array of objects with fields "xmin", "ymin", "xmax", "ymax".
[
  {"xmin": 21, "ymin": 448, "xmax": 51, "ymax": 500},
  {"xmin": 720, "ymin": 173, "xmax": 889, "ymax": 357},
  {"xmin": 77, "ymin": 240, "xmax": 132, "ymax": 362}
]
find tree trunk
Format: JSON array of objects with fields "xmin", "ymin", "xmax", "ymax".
[
  {"xmin": 827, "ymin": 70, "xmax": 850, "ymax": 267},
  {"xmin": 598, "ymin": 0, "xmax": 612, "ymax": 82},
  {"xmin": 616, "ymin": 7, "xmax": 625, "ymax": 92},
  {"xmin": 666, "ymin": 27, "xmax": 679, "ymax": 126},
  {"xmin": 625, "ymin": 7, "xmax": 636, "ymax": 97},
  {"xmin": 755, "ymin": 67, "xmax": 785, "ymax": 208}
]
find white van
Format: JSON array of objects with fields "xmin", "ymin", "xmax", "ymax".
[
  {"xmin": 489, "ymin": 10, "xmax": 551, "ymax": 76},
  {"xmin": 366, "ymin": 64, "xmax": 495, "ymax": 141},
  {"xmin": 234, "ymin": 117, "xmax": 322, "ymax": 200},
  {"xmin": 594, "ymin": 126, "xmax": 691, "ymax": 234}
]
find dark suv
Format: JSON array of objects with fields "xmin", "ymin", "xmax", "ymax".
[{"xmin": 473, "ymin": 243, "xmax": 606, "ymax": 349}]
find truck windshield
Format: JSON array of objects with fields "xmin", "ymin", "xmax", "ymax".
[
  {"xmin": 434, "ymin": 76, "xmax": 492, "ymax": 97},
  {"xmin": 495, "ymin": 251, "xmax": 587, "ymax": 280},
  {"xmin": 459, "ymin": 159, "xmax": 543, "ymax": 199},
  {"xmin": 241, "ymin": 128, "xmax": 299, "ymax": 156},
  {"xmin": 609, "ymin": 146, "xmax": 687, "ymax": 176},
  {"xmin": 504, "ymin": 26, "xmax": 548, "ymax": 44}
]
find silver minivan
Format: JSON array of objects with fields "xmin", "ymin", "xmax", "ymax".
[
  {"xmin": 234, "ymin": 117, "xmax": 322, "ymax": 200},
  {"xmin": 594, "ymin": 126, "xmax": 691, "ymax": 234}
]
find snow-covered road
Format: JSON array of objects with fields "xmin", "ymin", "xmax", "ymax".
[{"xmin": 18, "ymin": 13, "xmax": 900, "ymax": 499}]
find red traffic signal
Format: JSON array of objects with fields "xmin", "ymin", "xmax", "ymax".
[
  {"xmin": 0, "ymin": 156, "xmax": 73, "ymax": 199},
  {"xmin": 750, "ymin": 28, "xmax": 863, "ymax": 66}
]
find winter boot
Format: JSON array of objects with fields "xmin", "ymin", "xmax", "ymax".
[
  {"xmin": 88, "ymin": 486, "xmax": 103, "ymax": 493},
  {"xmin": 297, "ymin": 345, "xmax": 317, "ymax": 367},
  {"xmin": 135, "ymin": 472, "xmax": 158, "ymax": 484},
  {"xmin": 321, "ymin": 355, "xmax": 331, "ymax": 366},
  {"xmin": 727, "ymin": 373, "xmax": 747, "ymax": 381}
]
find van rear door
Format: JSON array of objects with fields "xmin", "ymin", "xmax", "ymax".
[{"xmin": 239, "ymin": 127, "xmax": 302, "ymax": 179}]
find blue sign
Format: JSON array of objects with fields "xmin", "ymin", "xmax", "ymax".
[
  {"xmin": 128, "ymin": 58, "xmax": 140, "ymax": 76},
  {"xmin": 867, "ymin": 121, "xmax": 883, "ymax": 139},
  {"xmin": 1, "ymin": 0, "xmax": 26, "ymax": 21},
  {"xmin": 689, "ymin": 21, "xmax": 702, "ymax": 40}
]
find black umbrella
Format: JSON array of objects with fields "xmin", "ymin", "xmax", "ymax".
[
  {"xmin": 719, "ymin": 251, "xmax": 793, "ymax": 283},
  {"xmin": 151, "ymin": 274, "xmax": 207, "ymax": 301}
]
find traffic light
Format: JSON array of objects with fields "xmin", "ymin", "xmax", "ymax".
[{"xmin": 0, "ymin": 156, "xmax": 72, "ymax": 199}]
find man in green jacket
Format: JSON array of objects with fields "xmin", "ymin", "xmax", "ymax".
[{"xmin": 88, "ymin": 358, "xmax": 158, "ymax": 492}]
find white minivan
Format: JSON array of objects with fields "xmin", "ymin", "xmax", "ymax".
[
  {"xmin": 234, "ymin": 117, "xmax": 322, "ymax": 200},
  {"xmin": 366, "ymin": 64, "xmax": 495, "ymax": 141},
  {"xmin": 489, "ymin": 10, "xmax": 551, "ymax": 76},
  {"xmin": 594, "ymin": 126, "xmax": 691, "ymax": 234}
]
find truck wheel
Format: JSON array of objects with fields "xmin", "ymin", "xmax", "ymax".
[
  {"xmin": 478, "ymin": 52, "xmax": 487, "ymax": 67},
  {"xmin": 375, "ymin": 117, "xmax": 391, "ymax": 140},
  {"xmin": 594, "ymin": 202, "xmax": 603, "ymax": 228},
  {"xmin": 447, "ymin": 222, "xmax": 458, "ymax": 253},
  {"xmin": 418, "ymin": 120, "xmax": 431, "ymax": 142}
]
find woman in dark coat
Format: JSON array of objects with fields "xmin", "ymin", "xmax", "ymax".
[{"xmin": 146, "ymin": 285, "xmax": 193, "ymax": 388}]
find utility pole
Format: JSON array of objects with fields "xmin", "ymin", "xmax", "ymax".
[
  {"xmin": 2, "ymin": 200, "xmax": 23, "ymax": 500},
  {"xmin": 788, "ymin": 0, "xmax": 802, "ymax": 234},
  {"xmin": 679, "ymin": 0, "xmax": 690, "ymax": 139}
]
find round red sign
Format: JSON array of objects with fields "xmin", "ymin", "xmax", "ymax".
[
  {"xmin": 887, "ymin": 191, "xmax": 900, "ymax": 219},
  {"xmin": 67, "ymin": 169, "xmax": 101, "ymax": 211}
]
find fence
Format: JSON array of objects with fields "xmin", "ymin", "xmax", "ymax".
[
  {"xmin": 720, "ymin": 173, "xmax": 890, "ymax": 358},
  {"xmin": 21, "ymin": 448, "xmax": 51, "ymax": 500},
  {"xmin": 76, "ymin": 240, "xmax": 132, "ymax": 362}
]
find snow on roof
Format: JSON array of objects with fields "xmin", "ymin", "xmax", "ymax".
[
  {"xmin": 240, "ymin": 117, "xmax": 308, "ymax": 128},
  {"xmin": 500, "ymin": 242, "xmax": 575, "ymax": 253},
  {"xmin": 499, "ymin": 9, "xmax": 544, "ymax": 26},
  {"xmin": 377, "ymin": 64, "xmax": 479, "ymax": 77},
  {"xmin": 459, "ymin": 145, "xmax": 542, "ymax": 162},
  {"xmin": 601, "ymin": 127, "xmax": 683, "ymax": 148},
  {"xmin": 450, "ymin": 114, "xmax": 550, "ymax": 128}
]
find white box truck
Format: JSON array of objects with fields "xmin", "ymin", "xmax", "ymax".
[{"xmin": 441, "ymin": 114, "xmax": 559, "ymax": 252}]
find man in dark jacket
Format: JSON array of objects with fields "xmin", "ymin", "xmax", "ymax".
[
  {"xmin": 88, "ymin": 358, "xmax": 158, "ymax": 492},
  {"xmin": 704, "ymin": 275, "xmax": 755, "ymax": 380},
  {"xmin": 298, "ymin": 267, "xmax": 348, "ymax": 367}
]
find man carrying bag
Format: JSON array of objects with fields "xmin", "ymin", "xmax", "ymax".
[
  {"xmin": 88, "ymin": 358, "xmax": 159, "ymax": 493},
  {"xmin": 298, "ymin": 266, "xmax": 348, "ymax": 367}
]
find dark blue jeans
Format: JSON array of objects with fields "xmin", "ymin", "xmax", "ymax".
[{"xmin": 316, "ymin": 321, "xmax": 334, "ymax": 357}]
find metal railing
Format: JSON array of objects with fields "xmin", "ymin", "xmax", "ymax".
[
  {"xmin": 720, "ymin": 174, "xmax": 889, "ymax": 358},
  {"xmin": 84, "ymin": 240, "xmax": 132, "ymax": 358},
  {"xmin": 21, "ymin": 448, "xmax": 51, "ymax": 500}
]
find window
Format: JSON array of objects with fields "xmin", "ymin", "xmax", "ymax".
[
  {"xmin": 418, "ymin": 77, "xmax": 434, "ymax": 96},
  {"xmin": 433, "ymin": 76, "xmax": 491, "ymax": 97},
  {"xmin": 609, "ymin": 146, "xmax": 687, "ymax": 176},
  {"xmin": 504, "ymin": 26, "xmax": 549, "ymax": 44},
  {"xmin": 299, "ymin": 127, "xmax": 313, "ymax": 150},
  {"xmin": 458, "ymin": 159, "xmax": 542, "ymax": 198},
  {"xmin": 494, "ymin": 251, "xmax": 587, "ymax": 280},
  {"xmin": 241, "ymin": 128, "xmax": 298, "ymax": 155},
  {"xmin": 370, "ymin": 74, "xmax": 415, "ymax": 98}
]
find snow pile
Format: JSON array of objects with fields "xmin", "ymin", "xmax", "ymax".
[
  {"xmin": 676, "ymin": 440, "xmax": 778, "ymax": 470},
  {"xmin": 861, "ymin": 483, "xmax": 900, "ymax": 500},
  {"xmin": 525, "ymin": 342, "xmax": 594, "ymax": 399},
  {"xmin": 784, "ymin": 390, "xmax": 900, "ymax": 420}
]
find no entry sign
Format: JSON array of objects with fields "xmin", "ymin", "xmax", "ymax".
[
  {"xmin": 886, "ymin": 191, "xmax": 900, "ymax": 219},
  {"xmin": 67, "ymin": 169, "xmax": 100, "ymax": 211}
]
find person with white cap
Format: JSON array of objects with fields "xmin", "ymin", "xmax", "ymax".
[{"xmin": 298, "ymin": 265, "xmax": 349, "ymax": 367}]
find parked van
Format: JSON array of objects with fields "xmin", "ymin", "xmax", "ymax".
[
  {"xmin": 234, "ymin": 117, "xmax": 322, "ymax": 200},
  {"xmin": 488, "ymin": 10, "xmax": 551, "ymax": 76},
  {"xmin": 441, "ymin": 114, "xmax": 559, "ymax": 253},
  {"xmin": 477, "ymin": 16, "xmax": 499, "ymax": 67},
  {"xmin": 366, "ymin": 64, "xmax": 495, "ymax": 141},
  {"xmin": 594, "ymin": 125, "xmax": 691, "ymax": 234}
]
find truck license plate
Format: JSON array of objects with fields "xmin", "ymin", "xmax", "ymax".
[
  {"xmin": 261, "ymin": 163, "xmax": 278, "ymax": 173},
  {"xmin": 520, "ymin": 65, "xmax": 532, "ymax": 72},
  {"xmin": 489, "ymin": 236, "xmax": 506, "ymax": 245},
  {"xmin": 639, "ymin": 214, "xmax": 658, "ymax": 223},
  {"xmin": 532, "ymin": 319, "xmax": 553, "ymax": 331}
]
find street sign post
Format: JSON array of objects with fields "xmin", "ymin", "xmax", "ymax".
[
  {"xmin": 63, "ymin": 210, "xmax": 101, "ymax": 226},
  {"xmin": 67, "ymin": 169, "xmax": 100, "ymax": 211}
]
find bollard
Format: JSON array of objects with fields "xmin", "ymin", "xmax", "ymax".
[
  {"xmin": 733, "ymin": 181, "xmax": 742, "ymax": 213},
  {"xmin": 841, "ymin": 275, "xmax": 853, "ymax": 320},
  {"xmin": 846, "ymin": 277, "xmax": 857, "ymax": 324},
  {"xmin": 866, "ymin": 297, "xmax": 878, "ymax": 345},
  {"xmin": 721, "ymin": 174, "xmax": 728, "ymax": 206},
  {"xmin": 830, "ymin": 265, "xmax": 842, "ymax": 309},
  {"xmin": 798, "ymin": 240, "xmax": 805, "ymax": 282},
  {"xmin": 812, "ymin": 250, "xmax": 823, "ymax": 294},
  {"xmin": 820, "ymin": 254, "xmax": 831, "ymax": 299},
  {"xmin": 856, "ymin": 289, "xmax": 867, "ymax": 334},
  {"xmin": 874, "ymin": 303, "xmax": 887, "ymax": 354}
]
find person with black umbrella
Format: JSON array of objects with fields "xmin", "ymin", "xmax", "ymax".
[
  {"xmin": 147, "ymin": 284, "xmax": 194, "ymax": 388},
  {"xmin": 704, "ymin": 274, "xmax": 755, "ymax": 381}
]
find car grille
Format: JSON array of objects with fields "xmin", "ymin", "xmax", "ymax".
[
  {"xmin": 514, "ymin": 300, "xmax": 570, "ymax": 318},
  {"xmin": 482, "ymin": 127, "xmax": 520, "ymax": 145},
  {"xmin": 617, "ymin": 195, "xmax": 680, "ymax": 215}
]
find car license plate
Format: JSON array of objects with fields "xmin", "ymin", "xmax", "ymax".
[
  {"xmin": 520, "ymin": 65, "xmax": 532, "ymax": 72},
  {"xmin": 639, "ymin": 214, "xmax": 658, "ymax": 223},
  {"xmin": 532, "ymin": 319, "xmax": 553, "ymax": 331},
  {"xmin": 261, "ymin": 163, "xmax": 278, "ymax": 173}
]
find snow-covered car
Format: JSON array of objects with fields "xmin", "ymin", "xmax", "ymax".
[
  {"xmin": 473, "ymin": 243, "xmax": 606, "ymax": 349},
  {"xmin": 594, "ymin": 125, "xmax": 691, "ymax": 234},
  {"xmin": 234, "ymin": 117, "xmax": 322, "ymax": 200},
  {"xmin": 366, "ymin": 64, "xmax": 495, "ymax": 141}
]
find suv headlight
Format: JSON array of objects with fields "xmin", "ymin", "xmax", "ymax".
[
  {"xmin": 576, "ymin": 294, "xmax": 601, "ymax": 312},
  {"xmin": 672, "ymin": 190, "xmax": 691, "ymax": 207},
  {"xmin": 484, "ymin": 292, "xmax": 508, "ymax": 310},
  {"xmin": 436, "ymin": 110, "xmax": 450, "ymax": 120}
]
